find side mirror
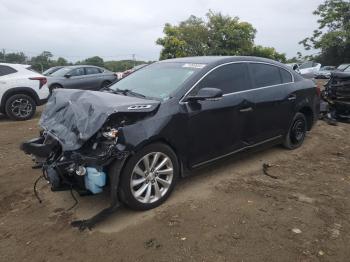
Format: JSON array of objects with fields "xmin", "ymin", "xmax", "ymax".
[
  {"xmin": 64, "ymin": 73, "xmax": 71, "ymax": 78},
  {"xmin": 186, "ymin": 87, "xmax": 223, "ymax": 102}
]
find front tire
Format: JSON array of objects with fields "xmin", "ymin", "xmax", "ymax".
[
  {"xmin": 119, "ymin": 143, "xmax": 179, "ymax": 210},
  {"xmin": 283, "ymin": 112, "xmax": 307, "ymax": 150},
  {"xmin": 5, "ymin": 94, "xmax": 36, "ymax": 121}
]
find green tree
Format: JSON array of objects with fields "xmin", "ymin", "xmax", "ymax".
[
  {"xmin": 251, "ymin": 46, "xmax": 286, "ymax": 63},
  {"xmin": 3, "ymin": 52, "xmax": 27, "ymax": 64},
  {"xmin": 299, "ymin": 0, "xmax": 350, "ymax": 65},
  {"xmin": 79, "ymin": 56, "xmax": 104, "ymax": 67},
  {"xmin": 104, "ymin": 60, "xmax": 149, "ymax": 72},
  {"xmin": 55, "ymin": 57, "xmax": 69, "ymax": 66},
  {"xmin": 156, "ymin": 11, "xmax": 285, "ymax": 61},
  {"xmin": 206, "ymin": 11, "xmax": 256, "ymax": 56},
  {"xmin": 30, "ymin": 51, "xmax": 53, "ymax": 72}
]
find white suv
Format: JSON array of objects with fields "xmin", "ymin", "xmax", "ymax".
[{"xmin": 0, "ymin": 63, "xmax": 49, "ymax": 120}]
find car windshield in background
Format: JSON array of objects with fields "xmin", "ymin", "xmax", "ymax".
[
  {"xmin": 49, "ymin": 67, "xmax": 72, "ymax": 77},
  {"xmin": 109, "ymin": 62, "xmax": 204, "ymax": 100},
  {"xmin": 337, "ymin": 64, "xmax": 350, "ymax": 71},
  {"xmin": 43, "ymin": 67, "xmax": 64, "ymax": 76},
  {"xmin": 299, "ymin": 61, "xmax": 315, "ymax": 69}
]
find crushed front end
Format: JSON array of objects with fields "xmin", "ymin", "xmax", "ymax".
[
  {"xmin": 321, "ymin": 72, "xmax": 350, "ymax": 121},
  {"xmin": 20, "ymin": 89, "xmax": 160, "ymax": 229}
]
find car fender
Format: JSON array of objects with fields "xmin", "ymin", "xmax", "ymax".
[{"xmin": 0, "ymin": 87, "xmax": 40, "ymax": 111}]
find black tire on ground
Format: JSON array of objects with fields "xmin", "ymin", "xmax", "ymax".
[
  {"xmin": 101, "ymin": 81, "xmax": 111, "ymax": 89},
  {"xmin": 5, "ymin": 94, "xmax": 36, "ymax": 121},
  {"xmin": 118, "ymin": 143, "xmax": 179, "ymax": 210},
  {"xmin": 283, "ymin": 112, "xmax": 307, "ymax": 150}
]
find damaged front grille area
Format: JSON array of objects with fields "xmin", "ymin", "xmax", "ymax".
[{"xmin": 321, "ymin": 72, "xmax": 350, "ymax": 122}]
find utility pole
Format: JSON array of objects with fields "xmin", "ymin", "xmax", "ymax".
[
  {"xmin": 2, "ymin": 49, "xmax": 5, "ymax": 62},
  {"xmin": 132, "ymin": 54, "xmax": 136, "ymax": 67}
]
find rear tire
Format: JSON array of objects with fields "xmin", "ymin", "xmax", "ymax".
[
  {"xmin": 119, "ymin": 143, "xmax": 179, "ymax": 210},
  {"xmin": 283, "ymin": 112, "xmax": 307, "ymax": 150},
  {"xmin": 5, "ymin": 94, "xmax": 36, "ymax": 121}
]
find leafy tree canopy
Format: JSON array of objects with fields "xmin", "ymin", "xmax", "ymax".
[
  {"xmin": 299, "ymin": 0, "xmax": 350, "ymax": 65},
  {"xmin": 156, "ymin": 11, "xmax": 286, "ymax": 62}
]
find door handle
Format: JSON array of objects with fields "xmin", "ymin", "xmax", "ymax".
[
  {"xmin": 239, "ymin": 107, "xmax": 253, "ymax": 113},
  {"xmin": 287, "ymin": 94, "xmax": 297, "ymax": 101}
]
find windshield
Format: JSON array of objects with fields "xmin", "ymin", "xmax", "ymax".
[
  {"xmin": 109, "ymin": 62, "xmax": 204, "ymax": 100},
  {"xmin": 337, "ymin": 64, "xmax": 350, "ymax": 71},
  {"xmin": 299, "ymin": 61, "xmax": 315, "ymax": 69},
  {"xmin": 43, "ymin": 67, "xmax": 64, "ymax": 76}
]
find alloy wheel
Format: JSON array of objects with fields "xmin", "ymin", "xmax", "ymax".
[
  {"xmin": 290, "ymin": 118, "xmax": 306, "ymax": 144},
  {"xmin": 130, "ymin": 152, "xmax": 174, "ymax": 204},
  {"xmin": 10, "ymin": 98, "xmax": 33, "ymax": 118}
]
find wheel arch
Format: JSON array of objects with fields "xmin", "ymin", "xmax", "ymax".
[
  {"xmin": 298, "ymin": 106, "xmax": 314, "ymax": 131},
  {"xmin": 49, "ymin": 83, "xmax": 63, "ymax": 89},
  {"xmin": 122, "ymin": 137, "xmax": 184, "ymax": 178},
  {"xmin": 0, "ymin": 87, "xmax": 40, "ymax": 112}
]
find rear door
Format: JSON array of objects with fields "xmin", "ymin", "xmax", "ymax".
[
  {"xmin": 185, "ymin": 62, "xmax": 253, "ymax": 167},
  {"xmin": 245, "ymin": 63, "xmax": 295, "ymax": 143}
]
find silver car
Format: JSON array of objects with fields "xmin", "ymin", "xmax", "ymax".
[{"xmin": 47, "ymin": 65, "xmax": 117, "ymax": 92}]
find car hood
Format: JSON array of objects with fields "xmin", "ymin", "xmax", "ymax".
[{"xmin": 40, "ymin": 89, "xmax": 160, "ymax": 151}]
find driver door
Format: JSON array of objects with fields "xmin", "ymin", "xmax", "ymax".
[{"xmin": 184, "ymin": 63, "xmax": 253, "ymax": 167}]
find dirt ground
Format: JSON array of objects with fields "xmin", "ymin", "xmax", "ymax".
[{"xmin": 1, "ymin": 107, "xmax": 350, "ymax": 262}]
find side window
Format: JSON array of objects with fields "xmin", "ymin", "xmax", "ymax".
[
  {"xmin": 0, "ymin": 65, "xmax": 17, "ymax": 76},
  {"xmin": 280, "ymin": 68, "xmax": 293, "ymax": 83},
  {"xmin": 250, "ymin": 63, "xmax": 282, "ymax": 88},
  {"xmin": 69, "ymin": 68, "xmax": 85, "ymax": 77},
  {"xmin": 85, "ymin": 67, "xmax": 101, "ymax": 75},
  {"xmin": 193, "ymin": 63, "xmax": 251, "ymax": 95}
]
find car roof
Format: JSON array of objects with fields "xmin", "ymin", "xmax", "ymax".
[
  {"xmin": 158, "ymin": 56, "xmax": 286, "ymax": 67},
  {"xmin": 0, "ymin": 63, "xmax": 31, "ymax": 70},
  {"xmin": 61, "ymin": 65, "xmax": 103, "ymax": 69}
]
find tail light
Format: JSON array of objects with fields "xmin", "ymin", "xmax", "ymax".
[{"xmin": 29, "ymin": 77, "xmax": 47, "ymax": 89}]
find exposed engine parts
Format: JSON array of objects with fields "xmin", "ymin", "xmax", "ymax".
[{"xmin": 320, "ymin": 72, "xmax": 350, "ymax": 124}]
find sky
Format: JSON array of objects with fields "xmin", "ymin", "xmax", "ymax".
[{"xmin": 0, "ymin": 0, "xmax": 324, "ymax": 62}]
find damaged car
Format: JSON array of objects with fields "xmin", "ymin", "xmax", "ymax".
[
  {"xmin": 21, "ymin": 56, "xmax": 320, "ymax": 228},
  {"xmin": 322, "ymin": 72, "xmax": 350, "ymax": 121}
]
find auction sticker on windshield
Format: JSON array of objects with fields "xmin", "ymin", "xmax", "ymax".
[{"xmin": 182, "ymin": 63, "xmax": 206, "ymax": 69}]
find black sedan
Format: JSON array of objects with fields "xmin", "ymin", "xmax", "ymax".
[{"xmin": 21, "ymin": 56, "xmax": 320, "ymax": 227}]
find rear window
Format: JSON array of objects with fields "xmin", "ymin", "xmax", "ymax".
[
  {"xmin": 250, "ymin": 63, "xmax": 282, "ymax": 88},
  {"xmin": 280, "ymin": 68, "xmax": 293, "ymax": 83},
  {"xmin": 0, "ymin": 65, "xmax": 17, "ymax": 76},
  {"xmin": 85, "ymin": 67, "xmax": 102, "ymax": 75}
]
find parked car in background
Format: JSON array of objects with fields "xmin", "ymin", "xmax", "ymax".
[
  {"xmin": 122, "ymin": 64, "xmax": 148, "ymax": 78},
  {"xmin": 42, "ymin": 66, "xmax": 65, "ymax": 76},
  {"xmin": 314, "ymin": 66, "xmax": 336, "ymax": 79},
  {"xmin": 286, "ymin": 63, "xmax": 300, "ymax": 73},
  {"xmin": 298, "ymin": 61, "xmax": 321, "ymax": 78},
  {"xmin": 0, "ymin": 63, "xmax": 49, "ymax": 120},
  {"xmin": 22, "ymin": 56, "xmax": 320, "ymax": 218},
  {"xmin": 47, "ymin": 65, "xmax": 117, "ymax": 92},
  {"xmin": 336, "ymin": 64, "xmax": 350, "ymax": 72}
]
